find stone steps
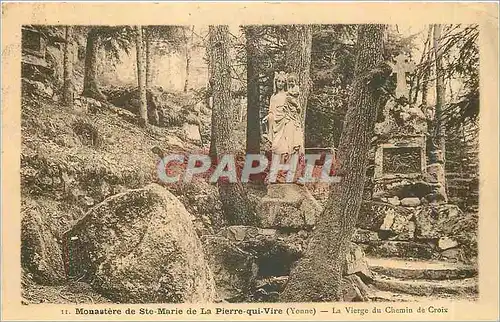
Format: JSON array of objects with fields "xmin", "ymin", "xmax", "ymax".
[
  {"xmin": 368, "ymin": 289, "xmax": 478, "ymax": 302},
  {"xmin": 366, "ymin": 257, "xmax": 477, "ymax": 280},
  {"xmin": 360, "ymin": 241, "xmax": 437, "ymax": 260},
  {"xmin": 371, "ymin": 273, "xmax": 478, "ymax": 297}
]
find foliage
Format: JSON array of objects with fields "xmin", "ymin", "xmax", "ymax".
[
  {"xmin": 306, "ymin": 25, "xmax": 357, "ymax": 148},
  {"xmin": 411, "ymin": 24, "xmax": 479, "ymax": 133},
  {"xmin": 384, "ymin": 28, "xmax": 420, "ymax": 60},
  {"xmin": 440, "ymin": 25, "xmax": 479, "ymax": 132},
  {"xmin": 94, "ymin": 26, "xmax": 135, "ymax": 63},
  {"xmin": 91, "ymin": 26, "xmax": 189, "ymax": 66},
  {"xmin": 145, "ymin": 25, "xmax": 189, "ymax": 55},
  {"xmin": 306, "ymin": 25, "xmax": 416, "ymax": 148}
]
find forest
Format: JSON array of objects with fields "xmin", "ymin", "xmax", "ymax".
[{"xmin": 20, "ymin": 23, "xmax": 479, "ymax": 304}]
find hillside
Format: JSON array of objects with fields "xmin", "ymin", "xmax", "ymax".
[{"xmin": 21, "ymin": 82, "xmax": 229, "ymax": 303}]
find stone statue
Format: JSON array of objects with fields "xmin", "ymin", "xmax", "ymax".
[{"xmin": 263, "ymin": 71, "xmax": 304, "ymax": 158}]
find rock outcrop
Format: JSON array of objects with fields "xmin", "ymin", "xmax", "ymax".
[
  {"xmin": 21, "ymin": 200, "xmax": 66, "ymax": 285},
  {"xmin": 201, "ymin": 235, "xmax": 258, "ymax": 302},
  {"xmin": 63, "ymin": 183, "xmax": 216, "ymax": 303}
]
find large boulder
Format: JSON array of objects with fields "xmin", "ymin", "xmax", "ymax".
[
  {"xmin": 201, "ymin": 236, "xmax": 258, "ymax": 302},
  {"xmin": 165, "ymin": 177, "xmax": 224, "ymax": 234},
  {"xmin": 63, "ymin": 183, "xmax": 216, "ymax": 303},
  {"xmin": 21, "ymin": 200, "xmax": 66, "ymax": 285}
]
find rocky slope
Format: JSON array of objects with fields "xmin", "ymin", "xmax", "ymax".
[{"xmin": 21, "ymin": 84, "xmax": 478, "ymax": 304}]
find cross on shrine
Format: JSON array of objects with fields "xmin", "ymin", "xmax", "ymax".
[{"xmin": 389, "ymin": 53, "xmax": 416, "ymax": 98}]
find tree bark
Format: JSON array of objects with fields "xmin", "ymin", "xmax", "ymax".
[
  {"xmin": 414, "ymin": 25, "xmax": 433, "ymax": 105},
  {"xmin": 145, "ymin": 28, "xmax": 152, "ymax": 90},
  {"xmin": 433, "ymin": 24, "xmax": 446, "ymax": 161},
  {"xmin": 209, "ymin": 25, "xmax": 259, "ymax": 226},
  {"xmin": 62, "ymin": 26, "xmax": 74, "ymax": 108},
  {"xmin": 245, "ymin": 26, "xmax": 261, "ymax": 154},
  {"xmin": 421, "ymin": 26, "xmax": 435, "ymax": 158},
  {"xmin": 135, "ymin": 26, "xmax": 148, "ymax": 127},
  {"xmin": 280, "ymin": 24, "xmax": 387, "ymax": 302},
  {"xmin": 82, "ymin": 27, "xmax": 106, "ymax": 101},
  {"xmin": 285, "ymin": 25, "xmax": 313, "ymax": 130},
  {"xmin": 207, "ymin": 35, "xmax": 217, "ymax": 159},
  {"xmin": 144, "ymin": 28, "xmax": 159, "ymax": 125}
]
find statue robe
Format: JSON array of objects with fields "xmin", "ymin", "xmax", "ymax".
[{"xmin": 268, "ymin": 91, "xmax": 303, "ymax": 155}]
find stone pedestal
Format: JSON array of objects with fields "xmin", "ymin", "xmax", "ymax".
[{"xmin": 256, "ymin": 184, "xmax": 323, "ymax": 230}]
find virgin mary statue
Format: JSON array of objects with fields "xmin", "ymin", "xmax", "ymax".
[{"xmin": 265, "ymin": 71, "xmax": 304, "ymax": 158}]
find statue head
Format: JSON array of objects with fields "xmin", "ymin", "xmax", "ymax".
[
  {"xmin": 287, "ymin": 73, "xmax": 299, "ymax": 88},
  {"xmin": 273, "ymin": 71, "xmax": 287, "ymax": 93}
]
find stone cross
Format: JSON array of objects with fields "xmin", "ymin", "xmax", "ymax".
[{"xmin": 390, "ymin": 53, "xmax": 416, "ymax": 98}]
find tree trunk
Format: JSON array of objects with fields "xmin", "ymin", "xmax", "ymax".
[
  {"xmin": 245, "ymin": 26, "xmax": 261, "ymax": 154},
  {"xmin": 62, "ymin": 26, "xmax": 74, "ymax": 108},
  {"xmin": 184, "ymin": 26, "xmax": 194, "ymax": 93},
  {"xmin": 414, "ymin": 25, "xmax": 433, "ymax": 105},
  {"xmin": 285, "ymin": 25, "xmax": 313, "ymax": 131},
  {"xmin": 207, "ymin": 36, "xmax": 217, "ymax": 159},
  {"xmin": 145, "ymin": 28, "xmax": 152, "ymax": 90},
  {"xmin": 144, "ymin": 28, "xmax": 159, "ymax": 125},
  {"xmin": 135, "ymin": 26, "xmax": 148, "ymax": 127},
  {"xmin": 433, "ymin": 24, "xmax": 446, "ymax": 161},
  {"xmin": 422, "ymin": 26, "xmax": 435, "ymax": 159},
  {"xmin": 82, "ymin": 27, "xmax": 106, "ymax": 101},
  {"xmin": 209, "ymin": 25, "xmax": 259, "ymax": 226},
  {"xmin": 280, "ymin": 24, "xmax": 387, "ymax": 302}
]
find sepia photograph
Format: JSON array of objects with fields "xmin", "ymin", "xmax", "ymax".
[
  {"xmin": 1, "ymin": 2, "xmax": 498, "ymax": 321},
  {"xmin": 19, "ymin": 22, "xmax": 480, "ymax": 305}
]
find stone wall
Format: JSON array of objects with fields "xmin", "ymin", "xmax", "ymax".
[{"xmin": 356, "ymin": 201, "xmax": 477, "ymax": 263}]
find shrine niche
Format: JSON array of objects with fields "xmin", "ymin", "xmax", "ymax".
[
  {"xmin": 383, "ymin": 147, "xmax": 421, "ymax": 174},
  {"xmin": 374, "ymin": 135, "xmax": 426, "ymax": 180}
]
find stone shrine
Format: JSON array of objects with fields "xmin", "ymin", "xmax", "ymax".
[
  {"xmin": 372, "ymin": 52, "xmax": 445, "ymax": 204},
  {"xmin": 354, "ymin": 52, "xmax": 474, "ymax": 267}
]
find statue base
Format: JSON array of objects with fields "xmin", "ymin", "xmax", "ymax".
[{"xmin": 256, "ymin": 184, "xmax": 322, "ymax": 230}]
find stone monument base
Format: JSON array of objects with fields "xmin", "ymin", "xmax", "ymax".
[{"xmin": 256, "ymin": 184, "xmax": 323, "ymax": 230}]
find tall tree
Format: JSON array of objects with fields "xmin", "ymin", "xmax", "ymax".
[
  {"xmin": 209, "ymin": 25, "xmax": 259, "ymax": 226},
  {"xmin": 184, "ymin": 26, "xmax": 195, "ymax": 93},
  {"xmin": 145, "ymin": 27, "xmax": 153, "ymax": 90},
  {"xmin": 207, "ymin": 34, "xmax": 217, "ymax": 160},
  {"xmin": 143, "ymin": 27, "xmax": 160, "ymax": 125},
  {"xmin": 432, "ymin": 24, "xmax": 446, "ymax": 160},
  {"xmin": 135, "ymin": 26, "xmax": 148, "ymax": 127},
  {"xmin": 245, "ymin": 26, "xmax": 261, "ymax": 154},
  {"xmin": 285, "ymin": 25, "xmax": 313, "ymax": 130},
  {"xmin": 62, "ymin": 26, "xmax": 74, "ymax": 108},
  {"xmin": 420, "ymin": 26, "xmax": 434, "ymax": 109},
  {"xmin": 280, "ymin": 24, "xmax": 388, "ymax": 302},
  {"xmin": 82, "ymin": 27, "xmax": 106, "ymax": 101}
]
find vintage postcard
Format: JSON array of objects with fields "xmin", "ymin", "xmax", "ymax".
[{"xmin": 2, "ymin": 2, "xmax": 499, "ymax": 321}]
